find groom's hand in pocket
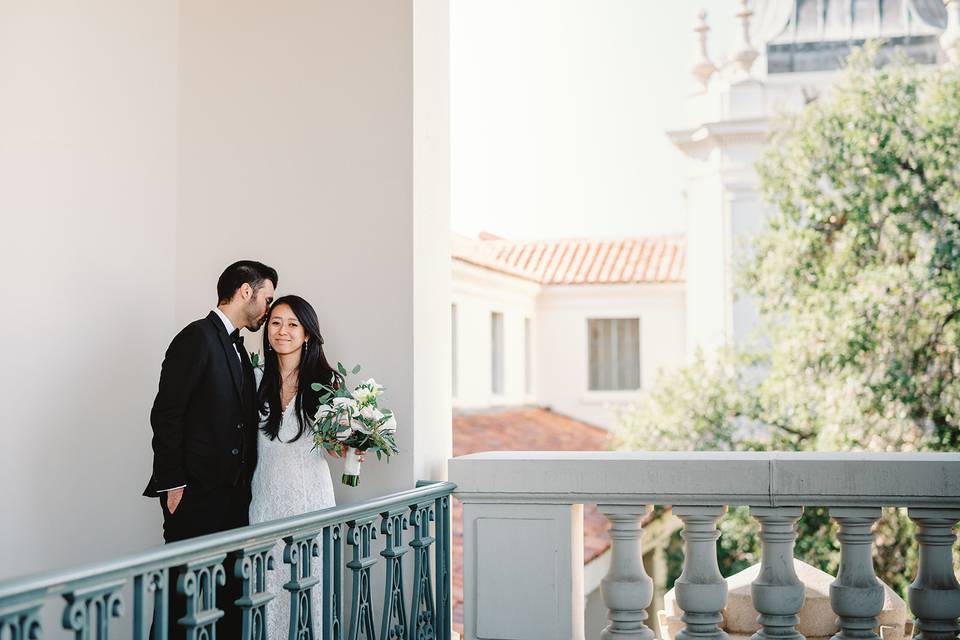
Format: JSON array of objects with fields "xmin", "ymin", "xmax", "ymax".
[{"xmin": 166, "ymin": 487, "xmax": 185, "ymax": 514}]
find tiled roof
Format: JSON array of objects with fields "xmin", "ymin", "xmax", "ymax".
[
  {"xmin": 451, "ymin": 408, "xmax": 630, "ymax": 635},
  {"xmin": 451, "ymin": 234, "xmax": 685, "ymax": 285}
]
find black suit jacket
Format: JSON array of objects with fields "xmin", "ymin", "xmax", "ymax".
[{"xmin": 144, "ymin": 312, "xmax": 259, "ymax": 497}]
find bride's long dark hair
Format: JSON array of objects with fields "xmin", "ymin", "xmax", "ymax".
[{"xmin": 259, "ymin": 295, "xmax": 341, "ymax": 442}]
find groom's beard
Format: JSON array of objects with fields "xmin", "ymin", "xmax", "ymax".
[{"xmin": 242, "ymin": 301, "xmax": 269, "ymax": 331}]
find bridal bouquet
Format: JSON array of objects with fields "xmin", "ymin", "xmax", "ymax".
[{"xmin": 311, "ymin": 364, "xmax": 399, "ymax": 486}]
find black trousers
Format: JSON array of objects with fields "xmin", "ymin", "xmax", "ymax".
[{"xmin": 158, "ymin": 484, "xmax": 250, "ymax": 639}]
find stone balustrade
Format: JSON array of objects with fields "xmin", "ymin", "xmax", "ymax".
[{"xmin": 449, "ymin": 451, "xmax": 960, "ymax": 640}]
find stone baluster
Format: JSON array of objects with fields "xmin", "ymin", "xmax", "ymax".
[
  {"xmin": 673, "ymin": 506, "xmax": 728, "ymax": 640},
  {"xmin": 749, "ymin": 507, "xmax": 804, "ymax": 640},
  {"xmin": 829, "ymin": 508, "xmax": 883, "ymax": 640},
  {"xmin": 907, "ymin": 508, "xmax": 960, "ymax": 640},
  {"xmin": 598, "ymin": 504, "xmax": 655, "ymax": 640}
]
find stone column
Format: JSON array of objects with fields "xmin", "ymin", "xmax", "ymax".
[
  {"xmin": 673, "ymin": 506, "xmax": 728, "ymax": 640},
  {"xmin": 598, "ymin": 505, "xmax": 655, "ymax": 640},
  {"xmin": 829, "ymin": 507, "xmax": 883, "ymax": 640},
  {"xmin": 907, "ymin": 508, "xmax": 960, "ymax": 640},
  {"xmin": 749, "ymin": 507, "xmax": 804, "ymax": 640}
]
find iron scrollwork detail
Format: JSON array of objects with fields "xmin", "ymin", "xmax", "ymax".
[
  {"xmin": 379, "ymin": 509, "xmax": 409, "ymax": 640},
  {"xmin": 234, "ymin": 542, "xmax": 277, "ymax": 640},
  {"xmin": 178, "ymin": 555, "xmax": 227, "ymax": 640},
  {"xmin": 409, "ymin": 501, "xmax": 436, "ymax": 640},
  {"xmin": 0, "ymin": 603, "xmax": 42, "ymax": 640},
  {"xmin": 283, "ymin": 533, "xmax": 320, "ymax": 640},
  {"xmin": 346, "ymin": 518, "xmax": 378, "ymax": 640},
  {"xmin": 62, "ymin": 580, "xmax": 125, "ymax": 640}
]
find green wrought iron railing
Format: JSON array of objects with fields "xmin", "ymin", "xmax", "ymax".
[{"xmin": 0, "ymin": 481, "xmax": 454, "ymax": 640}]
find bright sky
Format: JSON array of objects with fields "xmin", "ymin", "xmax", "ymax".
[{"xmin": 450, "ymin": 0, "xmax": 740, "ymax": 239}]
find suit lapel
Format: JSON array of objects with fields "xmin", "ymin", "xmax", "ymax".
[{"xmin": 209, "ymin": 313, "xmax": 244, "ymax": 400}]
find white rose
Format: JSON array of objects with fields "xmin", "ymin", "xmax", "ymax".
[
  {"xmin": 363, "ymin": 378, "xmax": 384, "ymax": 395},
  {"xmin": 372, "ymin": 408, "xmax": 384, "ymax": 421},
  {"xmin": 351, "ymin": 387, "xmax": 373, "ymax": 403},
  {"xmin": 360, "ymin": 406, "xmax": 376, "ymax": 421},
  {"xmin": 332, "ymin": 396, "xmax": 359, "ymax": 416}
]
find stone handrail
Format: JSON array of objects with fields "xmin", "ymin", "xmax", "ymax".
[{"xmin": 449, "ymin": 451, "xmax": 960, "ymax": 640}]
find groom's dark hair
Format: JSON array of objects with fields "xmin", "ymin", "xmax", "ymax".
[{"xmin": 217, "ymin": 260, "xmax": 278, "ymax": 304}]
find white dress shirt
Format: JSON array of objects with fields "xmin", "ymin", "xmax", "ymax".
[{"xmin": 213, "ymin": 307, "xmax": 243, "ymax": 363}]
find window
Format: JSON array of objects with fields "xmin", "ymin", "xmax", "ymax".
[
  {"xmin": 451, "ymin": 304, "xmax": 458, "ymax": 397},
  {"xmin": 524, "ymin": 317, "xmax": 532, "ymax": 395},
  {"xmin": 587, "ymin": 318, "xmax": 640, "ymax": 391},
  {"xmin": 491, "ymin": 312, "xmax": 504, "ymax": 394}
]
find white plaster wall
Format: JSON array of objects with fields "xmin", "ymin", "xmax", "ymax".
[
  {"xmin": 0, "ymin": 0, "xmax": 450, "ymax": 583},
  {"xmin": 682, "ymin": 147, "xmax": 729, "ymax": 357},
  {"xmin": 0, "ymin": 2, "xmax": 178, "ymax": 576},
  {"xmin": 451, "ymin": 262, "xmax": 539, "ymax": 409},
  {"xmin": 176, "ymin": 0, "xmax": 450, "ymax": 504},
  {"xmin": 536, "ymin": 284, "xmax": 686, "ymax": 429}
]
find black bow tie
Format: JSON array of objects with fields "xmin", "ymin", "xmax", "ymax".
[{"xmin": 230, "ymin": 329, "xmax": 244, "ymax": 347}]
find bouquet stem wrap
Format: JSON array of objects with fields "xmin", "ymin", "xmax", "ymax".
[{"xmin": 342, "ymin": 448, "xmax": 362, "ymax": 486}]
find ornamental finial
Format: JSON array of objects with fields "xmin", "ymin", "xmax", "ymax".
[
  {"xmin": 691, "ymin": 8, "xmax": 717, "ymax": 90},
  {"xmin": 943, "ymin": 0, "xmax": 960, "ymax": 65},
  {"xmin": 733, "ymin": 0, "xmax": 759, "ymax": 76}
]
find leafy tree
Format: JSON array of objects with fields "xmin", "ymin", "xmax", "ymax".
[{"xmin": 616, "ymin": 47, "xmax": 960, "ymax": 593}]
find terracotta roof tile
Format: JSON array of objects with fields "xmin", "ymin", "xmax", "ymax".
[{"xmin": 452, "ymin": 234, "xmax": 686, "ymax": 285}]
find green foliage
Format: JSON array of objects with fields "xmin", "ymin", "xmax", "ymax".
[
  {"xmin": 311, "ymin": 364, "xmax": 399, "ymax": 460},
  {"xmin": 616, "ymin": 48, "xmax": 960, "ymax": 592}
]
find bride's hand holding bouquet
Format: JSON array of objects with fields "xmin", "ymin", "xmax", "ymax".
[{"xmin": 311, "ymin": 363, "xmax": 399, "ymax": 486}]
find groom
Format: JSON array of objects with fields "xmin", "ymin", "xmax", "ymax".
[{"xmin": 144, "ymin": 259, "xmax": 277, "ymax": 637}]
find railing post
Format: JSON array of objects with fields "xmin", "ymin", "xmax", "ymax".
[
  {"xmin": 434, "ymin": 494, "xmax": 452, "ymax": 640},
  {"xmin": 749, "ymin": 506, "xmax": 804, "ymax": 640},
  {"xmin": 597, "ymin": 504, "xmax": 655, "ymax": 640},
  {"xmin": 673, "ymin": 506, "xmax": 728, "ymax": 640},
  {"xmin": 907, "ymin": 507, "xmax": 960, "ymax": 640},
  {"xmin": 829, "ymin": 507, "xmax": 883, "ymax": 640},
  {"xmin": 321, "ymin": 523, "xmax": 344, "ymax": 640},
  {"xmin": 133, "ymin": 569, "xmax": 167, "ymax": 640}
]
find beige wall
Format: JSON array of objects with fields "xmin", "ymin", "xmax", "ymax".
[
  {"xmin": 176, "ymin": 0, "xmax": 450, "ymax": 504},
  {"xmin": 537, "ymin": 283, "xmax": 686, "ymax": 428},
  {"xmin": 0, "ymin": 0, "xmax": 451, "ymax": 577},
  {"xmin": 451, "ymin": 261, "xmax": 540, "ymax": 409},
  {"xmin": 0, "ymin": 2, "xmax": 179, "ymax": 576}
]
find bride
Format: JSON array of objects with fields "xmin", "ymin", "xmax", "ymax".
[{"xmin": 249, "ymin": 294, "xmax": 353, "ymax": 638}]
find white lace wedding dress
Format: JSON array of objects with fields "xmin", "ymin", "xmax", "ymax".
[{"xmin": 249, "ymin": 377, "xmax": 336, "ymax": 639}]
